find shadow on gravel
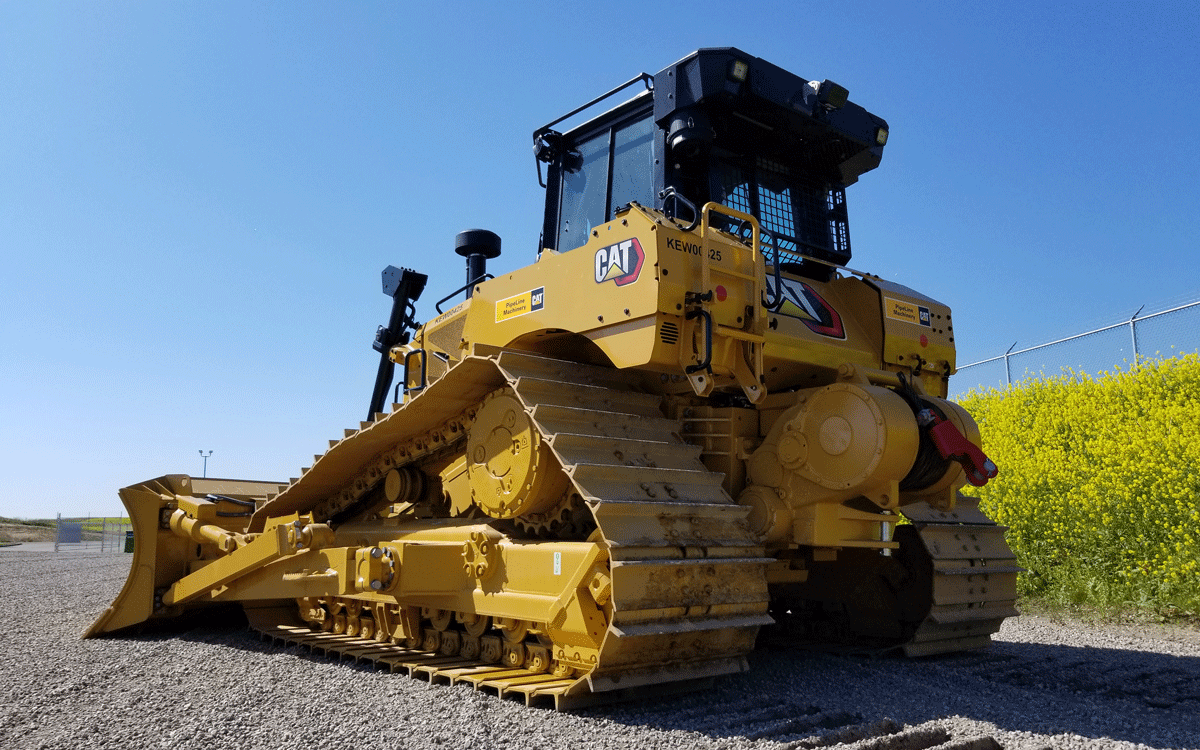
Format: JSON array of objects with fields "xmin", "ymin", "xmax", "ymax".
[
  {"xmin": 97, "ymin": 616, "xmax": 1200, "ymax": 749},
  {"xmin": 93, "ymin": 610, "xmax": 390, "ymax": 680},
  {"xmin": 582, "ymin": 642, "xmax": 1200, "ymax": 749},
  {"xmin": 918, "ymin": 639, "xmax": 1200, "ymax": 746},
  {"xmin": 88, "ymin": 603, "xmax": 250, "ymax": 640}
]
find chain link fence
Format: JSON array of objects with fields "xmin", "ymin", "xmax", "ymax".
[
  {"xmin": 55, "ymin": 514, "xmax": 134, "ymax": 553},
  {"xmin": 951, "ymin": 297, "xmax": 1200, "ymax": 399}
]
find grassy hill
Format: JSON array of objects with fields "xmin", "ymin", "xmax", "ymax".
[{"xmin": 0, "ymin": 517, "xmax": 57, "ymax": 544}]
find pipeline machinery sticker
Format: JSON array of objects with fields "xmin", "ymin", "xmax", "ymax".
[
  {"xmin": 884, "ymin": 297, "xmax": 932, "ymax": 327},
  {"xmin": 594, "ymin": 238, "xmax": 645, "ymax": 286},
  {"xmin": 775, "ymin": 277, "xmax": 846, "ymax": 339},
  {"xmin": 495, "ymin": 287, "xmax": 545, "ymax": 323}
]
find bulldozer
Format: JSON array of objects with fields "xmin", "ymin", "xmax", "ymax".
[{"xmin": 88, "ymin": 48, "xmax": 1019, "ymax": 709}]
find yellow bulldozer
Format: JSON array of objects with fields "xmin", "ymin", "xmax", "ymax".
[{"xmin": 88, "ymin": 48, "xmax": 1019, "ymax": 709}]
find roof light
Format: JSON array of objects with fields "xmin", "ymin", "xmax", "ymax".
[
  {"xmin": 728, "ymin": 59, "xmax": 749, "ymax": 82},
  {"xmin": 816, "ymin": 80, "xmax": 848, "ymax": 109},
  {"xmin": 875, "ymin": 127, "xmax": 889, "ymax": 146}
]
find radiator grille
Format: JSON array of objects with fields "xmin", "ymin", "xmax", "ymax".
[
  {"xmin": 422, "ymin": 315, "xmax": 466, "ymax": 383},
  {"xmin": 426, "ymin": 316, "xmax": 466, "ymax": 354}
]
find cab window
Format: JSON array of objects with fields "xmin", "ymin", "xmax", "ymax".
[{"xmin": 558, "ymin": 113, "xmax": 654, "ymax": 252}]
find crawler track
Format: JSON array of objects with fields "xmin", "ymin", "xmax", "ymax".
[
  {"xmin": 247, "ymin": 350, "xmax": 773, "ymax": 708},
  {"xmin": 899, "ymin": 497, "xmax": 1022, "ymax": 656}
]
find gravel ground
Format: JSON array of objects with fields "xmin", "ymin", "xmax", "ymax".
[{"xmin": 2, "ymin": 549, "xmax": 1198, "ymax": 750}]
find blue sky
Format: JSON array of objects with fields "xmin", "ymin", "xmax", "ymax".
[{"xmin": 2, "ymin": 1, "xmax": 1197, "ymax": 518}]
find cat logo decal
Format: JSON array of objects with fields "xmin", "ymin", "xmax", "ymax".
[{"xmin": 594, "ymin": 238, "xmax": 645, "ymax": 286}]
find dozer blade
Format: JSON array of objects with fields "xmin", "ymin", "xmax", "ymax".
[{"xmin": 85, "ymin": 475, "xmax": 284, "ymax": 637}]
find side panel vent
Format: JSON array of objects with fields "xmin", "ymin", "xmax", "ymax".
[{"xmin": 660, "ymin": 321, "xmax": 679, "ymax": 345}]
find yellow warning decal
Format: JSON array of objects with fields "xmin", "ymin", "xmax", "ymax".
[
  {"xmin": 495, "ymin": 286, "xmax": 545, "ymax": 323},
  {"xmin": 884, "ymin": 297, "xmax": 931, "ymax": 327}
]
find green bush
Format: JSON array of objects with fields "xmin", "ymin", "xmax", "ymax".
[{"xmin": 957, "ymin": 353, "xmax": 1200, "ymax": 617}]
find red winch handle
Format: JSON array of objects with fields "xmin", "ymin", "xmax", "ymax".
[{"xmin": 918, "ymin": 409, "xmax": 999, "ymax": 487}]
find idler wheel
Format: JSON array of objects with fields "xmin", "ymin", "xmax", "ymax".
[
  {"xmin": 458, "ymin": 612, "xmax": 490, "ymax": 637},
  {"xmin": 424, "ymin": 607, "xmax": 453, "ymax": 631},
  {"xmin": 496, "ymin": 617, "xmax": 529, "ymax": 643}
]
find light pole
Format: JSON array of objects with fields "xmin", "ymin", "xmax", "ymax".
[{"xmin": 198, "ymin": 450, "xmax": 213, "ymax": 478}]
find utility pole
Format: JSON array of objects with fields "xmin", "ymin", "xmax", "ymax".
[{"xmin": 198, "ymin": 450, "xmax": 213, "ymax": 478}]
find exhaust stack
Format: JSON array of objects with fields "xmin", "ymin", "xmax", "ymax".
[{"xmin": 454, "ymin": 229, "xmax": 501, "ymax": 298}]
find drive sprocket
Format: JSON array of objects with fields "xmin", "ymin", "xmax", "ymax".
[{"xmin": 466, "ymin": 387, "xmax": 569, "ymax": 520}]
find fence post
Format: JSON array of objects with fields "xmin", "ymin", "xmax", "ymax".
[
  {"xmin": 1003, "ymin": 342, "xmax": 1016, "ymax": 387},
  {"xmin": 1129, "ymin": 305, "xmax": 1144, "ymax": 366},
  {"xmin": 55, "ymin": 512, "xmax": 60, "ymax": 553}
]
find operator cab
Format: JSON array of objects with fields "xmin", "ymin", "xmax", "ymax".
[{"xmin": 534, "ymin": 47, "xmax": 889, "ymax": 282}]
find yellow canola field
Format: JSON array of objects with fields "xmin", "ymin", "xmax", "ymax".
[{"xmin": 958, "ymin": 353, "xmax": 1200, "ymax": 615}]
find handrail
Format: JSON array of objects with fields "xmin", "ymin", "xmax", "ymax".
[
  {"xmin": 435, "ymin": 274, "xmax": 493, "ymax": 313},
  {"xmin": 685, "ymin": 309, "xmax": 713, "ymax": 374},
  {"xmin": 400, "ymin": 348, "xmax": 427, "ymax": 401},
  {"xmin": 698, "ymin": 202, "xmax": 766, "ymax": 337},
  {"xmin": 676, "ymin": 202, "xmax": 767, "ymax": 402}
]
